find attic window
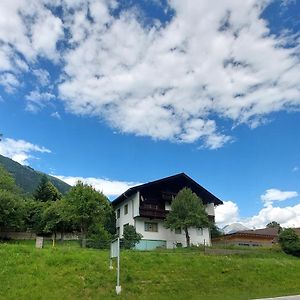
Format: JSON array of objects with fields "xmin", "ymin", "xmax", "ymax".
[
  {"xmin": 117, "ymin": 209, "xmax": 120, "ymax": 219},
  {"xmin": 124, "ymin": 204, "xmax": 128, "ymax": 215}
]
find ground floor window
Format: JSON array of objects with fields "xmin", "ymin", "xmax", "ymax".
[{"xmin": 144, "ymin": 222, "xmax": 158, "ymax": 232}]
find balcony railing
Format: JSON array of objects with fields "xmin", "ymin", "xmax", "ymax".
[{"xmin": 139, "ymin": 206, "xmax": 168, "ymax": 219}]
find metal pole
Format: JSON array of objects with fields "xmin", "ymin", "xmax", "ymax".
[
  {"xmin": 116, "ymin": 237, "xmax": 121, "ymax": 295},
  {"xmin": 117, "ymin": 237, "xmax": 120, "ymax": 287}
]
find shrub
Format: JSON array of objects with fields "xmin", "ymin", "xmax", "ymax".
[
  {"xmin": 278, "ymin": 228, "xmax": 300, "ymax": 257},
  {"xmin": 123, "ymin": 225, "xmax": 142, "ymax": 249}
]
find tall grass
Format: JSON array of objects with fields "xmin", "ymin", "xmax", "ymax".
[{"xmin": 0, "ymin": 242, "xmax": 299, "ymax": 300}]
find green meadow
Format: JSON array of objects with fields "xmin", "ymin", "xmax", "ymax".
[{"xmin": 0, "ymin": 242, "xmax": 300, "ymax": 300}]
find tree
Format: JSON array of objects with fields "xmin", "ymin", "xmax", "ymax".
[
  {"xmin": 65, "ymin": 181, "xmax": 111, "ymax": 247},
  {"xmin": 165, "ymin": 188, "xmax": 210, "ymax": 247},
  {"xmin": 0, "ymin": 167, "xmax": 24, "ymax": 231},
  {"xmin": 42, "ymin": 199, "xmax": 73, "ymax": 243},
  {"xmin": 266, "ymin": 221, "xmax": 282, "ymax": 232},
  {"xmin": 0, "ymin": 165, "xmax": 20, "ymax": 193},
  {"xmin": 23, "ymin": 199, "xmax": 50, "ymax": 234},
  {"xmin": 123, "ymin": 225, "xmax": 142, "ymax": 249},
  {"xmin": 278, "ymin": 228, "xmax": 300, "ymax": 257},
  {"xmin": 34, "ymin": 175, "xmax": 61, "ymax": 202},
  {"xmin": 210, "ymin": 224, "xmax": 223, "ymax": 238}
]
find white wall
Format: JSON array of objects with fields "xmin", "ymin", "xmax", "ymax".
[
  {"xmin": 114, "ymin": 191, "xmax": 140, "ymax": 236},
  {"xmin": 135, "ymin": 218, "xmax": 211, "ymax": 248},
  {"xmin": 205, "ymin": 202, "xmax": 215, "ymax": 216}
]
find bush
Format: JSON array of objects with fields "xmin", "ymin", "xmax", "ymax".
[
  {"xmin": 123, "ymin": 225, "xmax": 142, "ymax": 249},
  {"xmin": 278, "ymin": 228, "xmax": 300, "ymax": 257},
  {"xmin": 86, "ymin": 224, "xmax": 111, "ymax": 249}
]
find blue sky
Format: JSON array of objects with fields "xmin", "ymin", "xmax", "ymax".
[{"xmin": 0, "ymin": 0, "xmax": 300, "ymax": 228}]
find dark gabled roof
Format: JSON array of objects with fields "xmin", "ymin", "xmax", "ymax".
[{"xmin": 112, "ymin": 172, "xmax": 223, "ymax": 206}]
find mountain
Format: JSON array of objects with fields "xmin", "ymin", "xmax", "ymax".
[
  {"xmin": 0, "ymin": 154, "xmax": 71, "ymax": 195},
  {"xmin": 222, "ymin": 223, "xmax": 250, "ymax": 234}
]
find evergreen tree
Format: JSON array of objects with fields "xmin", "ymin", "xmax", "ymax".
[
  {"xmin": 34, "ymin": 175, "xmax": 61, "ymax": 202},
  {"xmin": 165, "ymin": 188, "xmax": 210, "ymax": 247}
]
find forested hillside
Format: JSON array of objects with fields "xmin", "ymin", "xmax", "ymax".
[{"xmin": 0, "ymin": 154, "xmax": 70, "ymax": 194}]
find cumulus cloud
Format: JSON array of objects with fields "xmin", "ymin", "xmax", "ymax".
[
  {"xmin": 215, "ymin": 201, "xmax": 239, "ymax": 227},
  {"xmin": 215, "ymin": 192, "xmax": 300, "ymax": 229},
  {"xmin": 1, "ymin": 0, "xmax": 300, "ymax": 148},
  {"xmin": 0, "ymin": 1, "xmax": 63, "ymax": 72},
  {"xmin": 242, "ymin": 203, "xmax": 300, "ymax": 229},
  {"xmin": 54, "ymin": 175, "xmax": 141, "ymax": 198},
  {"xmin": 58, "ymin": 0, "xmax": 300, "ymax": 148},
  {"xmin": 0, "ymin": 137, "xmax": 51, "ymax": 165},
  {"xmin": 260, "ymin": 188, "xmax": 298, "ymax": 206}
]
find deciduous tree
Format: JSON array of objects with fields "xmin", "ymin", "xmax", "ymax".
[
  {"xmin": 65, "ymin": 181, "xmax": 111, "ymax": 247},
  {"xmin": 123, "ymin": 225, "xmax": 142, "ymax": 249},
  {"xmin": 165, "ymin": 188, "xmax": 210, "ymax": 247},
  {"xmin": 0, "ymin": 166, "xmax": 24, "ymax": 231}
]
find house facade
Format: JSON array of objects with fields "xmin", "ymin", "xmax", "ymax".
[{"xmin": 112, "ymin": 173, "xmax": 223, "ymax": 250}]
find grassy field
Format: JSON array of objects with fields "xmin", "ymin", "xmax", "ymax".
[{"xmin": 0, "ymin": 241, "xmax": 300, "ymax": 300}]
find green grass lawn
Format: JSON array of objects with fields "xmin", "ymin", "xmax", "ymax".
[{"xmin": 0, "ymin": 242, "xmax": 300, "ymax": 300}]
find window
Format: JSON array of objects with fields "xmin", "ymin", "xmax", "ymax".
[
  {"xmin": 124, "ymin": 204, "xmax": 128, "ymax": 215},
  {"xmin": 175, "ymin": 228, "xmax": 182, "ymax": 234},
  {"xmin": 117, "ymin": 209, "xmax": 120, "ymax": 219},
  {"xmin": 116, "ymin": 227, "xmax": 120, "ymax": 235},
  {"xmin": 144, "ymin": 222, "xmax": 158, "ymax": 232}
]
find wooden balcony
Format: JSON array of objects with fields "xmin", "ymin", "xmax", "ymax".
[{"xmin": 139, "ymin": 206, "xmax": 168, "ymax": 219}]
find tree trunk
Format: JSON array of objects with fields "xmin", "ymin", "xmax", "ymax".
[
  {"xmin": 82, "ymin": 234, "xmax": 86, "ymax": 248},
  {"xmin": 184, "ymin": 227, "xmax": 190, "ymax": 247},
  {"xmin": 81, "ymin": 226, "xmax": 86, "ymax": 248}
]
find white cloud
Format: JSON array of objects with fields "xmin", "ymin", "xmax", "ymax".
[
  {"xmin": 25, "ymin": 90, "xmax": 55, "ymax": 112},
  {"xmin": 0, "ymin": 137, "xmax": 51, "ymax": 165},
  {"xmin": 0, "ymin": 72, "xmax": 19, "ymax": 93},
  {"xmin": 51, "ymin": 111, "xmax": 61, "ymax": 119},
  {"xmin": 32, "ymin": 69, "xmax": 50, "ymax": 86},
  {"xmin": 260, "ymin": 188, "xmax": 298, "ymax": 206},
  {"xmin": 241, "ymin": 203, "xmax": 300, "ymax": 229},
  {"xmin": 215, "ymin": 201, "xmax": 239, "ymax": 227},
  {"xmin": 58, "ymin": 0, "xmax": 300, "ymax": 148},
  {"xmin": 54, "ymin": 175, "xmax": 141, "ymax": 198},
  {"xmin": 1, "ymin": 1, "xmax": 300, "ymax": 148},
  {"xmin": 215, "ymin": 196, "xmax": 300, "ymax": 229},
  {"xmin": 0, "ymin": 0, "xmax": 63, "ymax": 86}
]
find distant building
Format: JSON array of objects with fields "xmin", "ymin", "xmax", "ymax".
[
  {"xmin": 212, "ymin": 227, "xmax": 279, "ymax": 247},
  {"xmin": 112, "ymin": 173, "xmax": 223, "ymax": 250}
]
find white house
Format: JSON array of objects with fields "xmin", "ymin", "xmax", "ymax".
[{"xmin": 112, "ymin": 173, "xmax": 223, "ymax": 250}]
